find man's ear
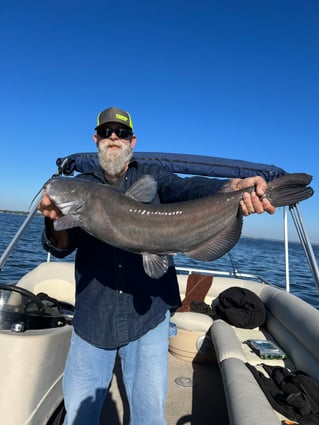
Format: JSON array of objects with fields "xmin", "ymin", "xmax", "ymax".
[
  {"xmin": 93, "ymin": 134, "xmax": 98, "ymax": 146},
  {"xmin": 130, "ymin": 135, "xmax": 137, "ymax": 149}
]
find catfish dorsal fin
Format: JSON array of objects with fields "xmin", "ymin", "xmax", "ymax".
[{"xmin": 125, "ymin": 175, "xmax": 158, "ymax": 203}]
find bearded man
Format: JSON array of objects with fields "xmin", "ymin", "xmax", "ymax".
[{"xmin": 38, "ymin": 106, "xmax": 275, "ymax": 425}]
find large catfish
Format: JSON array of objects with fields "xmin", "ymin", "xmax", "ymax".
[{"xmin": 45, "ymin": 173, "xmax": 313, "ymax": 278}]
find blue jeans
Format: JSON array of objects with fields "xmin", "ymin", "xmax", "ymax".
[{"xmin": 63, "ymin": 312, "xmax": 169, "ymax": 425}]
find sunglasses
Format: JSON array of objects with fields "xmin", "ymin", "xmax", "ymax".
[{"xmin": 96, "ymin": 127, "xmax": 133, "ymax": 139}]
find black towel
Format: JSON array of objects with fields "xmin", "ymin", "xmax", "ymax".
[{"xmin": 247, "ymin": 363, "xmax": 319, "ymax": 425}]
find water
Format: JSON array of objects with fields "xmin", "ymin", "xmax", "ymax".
[{"xmin": 1, "ymin": 212, "xmax": 319, "ymax": 309}]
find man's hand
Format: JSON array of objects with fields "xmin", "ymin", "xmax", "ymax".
[
  {"xmin": 37, "ymin": 192, "xmax": 62, "ymax": 220},
  {"xmin": 37, "ymin": 192, "xmax": 69, "ymax": 249},
  {"xmin": 230, "ymin": 176, "xmax": 276, "ymax": 216}
]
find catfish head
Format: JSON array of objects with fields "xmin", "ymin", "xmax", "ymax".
[{"xmin": 44, "ymin": 177, "xmax": 89, "ymax": 230}]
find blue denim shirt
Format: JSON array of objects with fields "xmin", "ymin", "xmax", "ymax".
[{"xmin": 42, "ymin": 161, "xmax": 225, "ymax": 348}]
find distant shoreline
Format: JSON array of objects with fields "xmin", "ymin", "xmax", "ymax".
[{"xmin": 0, "ymin": 209, "xmax": 42, "ymax": 216}]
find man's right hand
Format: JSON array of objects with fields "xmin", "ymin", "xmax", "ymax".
[
  {"xmin": 38, "ymin": 192, "xmax": 70, "ymax": 249},
  {"xmin": 37, "ymin": 192, "xmax": 63, "ymax": 220}
]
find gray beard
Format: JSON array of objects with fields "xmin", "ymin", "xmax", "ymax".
[{"xmin": 98, "ymin": 141, "xmax": 133, "ymax": 177}]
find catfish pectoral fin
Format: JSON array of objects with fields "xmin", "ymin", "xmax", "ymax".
[
  {"xmin": 54, "ymin": 215, "xmax": 81, "ymax": 231},
  {"xmin": 184, "ymin": 216, "xmax": 243, "ymax": 262},
  {"xmin": 142, "ymin": 253, "xmax": 170, "ymax": 279}
]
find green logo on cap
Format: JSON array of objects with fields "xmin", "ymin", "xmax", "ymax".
[{"xmin": 115, "ymin": 113, "xmax": 128, "ymax": 123}]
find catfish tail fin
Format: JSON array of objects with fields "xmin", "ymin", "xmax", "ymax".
[{"xmin": 266, "ymin": 173, "xmax": 314, "ymax": 207}]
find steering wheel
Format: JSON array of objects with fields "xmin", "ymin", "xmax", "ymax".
[{"xmin": 0, "ymin": 284, "xmax": 45, "ymax": 314}]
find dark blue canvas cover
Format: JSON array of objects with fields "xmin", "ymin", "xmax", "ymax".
[{"xmin": 56, "ymin": 152, "xmax": 286, "ymax": 181}]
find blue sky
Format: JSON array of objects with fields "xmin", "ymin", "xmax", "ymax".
[{"xmin": 0, "ymin": 0, "xmax": 318, "ymax": 243}]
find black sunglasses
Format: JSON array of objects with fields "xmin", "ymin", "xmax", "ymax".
[{"xmin": 96, "ymin": 127, "xmax": 133, "ymax": 139}]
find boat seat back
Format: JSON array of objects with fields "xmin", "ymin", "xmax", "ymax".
[
  {"xmin": 16, "ymin": 262, "xmax": 76, "ymax": 305},
  {"xmin": 259, "ymin": 285, "xmax": 319, "ymax": 382},
  {"xmin": 177, "ymin": 273, "xmax": 265, "ymax": 305}
]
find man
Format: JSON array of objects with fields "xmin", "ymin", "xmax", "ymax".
[{"xmin": 38, "ymin": 106, "xmax": 275, "ymax": 425}]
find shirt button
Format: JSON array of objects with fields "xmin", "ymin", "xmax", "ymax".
[
  {"xmin": 119, "ymin": 290, "xmax": 123, "ymax": 294},
  {"xmin": 118, "ymin": 264, "xmax": 122, "ymax": 268}
]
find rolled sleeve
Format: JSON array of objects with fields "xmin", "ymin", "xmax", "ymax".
[{"xmin": 41, "ymin": 228, "xmax": 77, "ymax": 259}]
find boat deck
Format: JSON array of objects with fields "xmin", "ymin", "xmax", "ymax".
[{"xmin": 101, "ymin": 352, "xmax": 229, "ymax": 425}]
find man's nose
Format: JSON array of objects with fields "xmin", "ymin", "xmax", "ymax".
[{"xmin": 109, "ymin": 131, "xmax": 119, "ymax": 139}]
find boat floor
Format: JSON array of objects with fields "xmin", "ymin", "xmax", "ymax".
[{"xmin": 101, "ymin": 352, "xmax": 229, "ymax": 425}]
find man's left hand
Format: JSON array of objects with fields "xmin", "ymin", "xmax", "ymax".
[{"xmin": 230, "ymin": 176, "xmax": 276, "ymax": 216}]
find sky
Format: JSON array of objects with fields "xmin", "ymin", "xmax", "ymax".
[{"xmin": 0, "ymin": 0, "xmax": 318, "ymax": 243}]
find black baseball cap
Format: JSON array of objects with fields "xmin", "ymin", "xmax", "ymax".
[{"xmin": 95, "ymin": 107, "xmax": 134, "ymax": 131}]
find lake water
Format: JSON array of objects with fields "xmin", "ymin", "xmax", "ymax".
[{"xmin": 1, "ymin": 212, "xmax": 319, "ymax": 309}]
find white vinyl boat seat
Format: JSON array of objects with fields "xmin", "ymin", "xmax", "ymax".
[
  {"xmin": 16, "ymin": 261, "xmax": 76, "ymax": 305},
  {"xmin": 174, "ymin": 274, "xmax": 319, "ymax": 425},
  {"xmin": 209, "ymin": 279, "xmax": 319, "ymax": 425},
  {"xmin": 1, "ymin": 261, "xmax": 75, "ymax": 424}
]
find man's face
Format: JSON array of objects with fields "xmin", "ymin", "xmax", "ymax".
[{"xmin": 95, "ymin": 123, "xmax": 136, "ymax": 177}]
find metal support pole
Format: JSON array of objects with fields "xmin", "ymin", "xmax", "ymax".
[
  {"xmin": 0, "ymin": 200, "xmax": 40, "ymax": 271},
  {"xmin": 289, "ymin": 204, "xmax": 319, "ymax": 290},
  {"xmin": 283, "ymin": 207, "xmax": 290, "ymax": 292}
]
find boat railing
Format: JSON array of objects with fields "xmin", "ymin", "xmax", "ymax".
[{"xmin": 175, "ymin": 266, "xmax": 266, "ymax": 283}]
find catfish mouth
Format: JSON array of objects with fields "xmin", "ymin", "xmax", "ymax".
[
  {"xmin": 43, "ymin": 182, "xmax": 53, "ymax": 199},
  {"xmin": 46, "ymin": 188, "xmax": 85, "ymax": 216}
]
